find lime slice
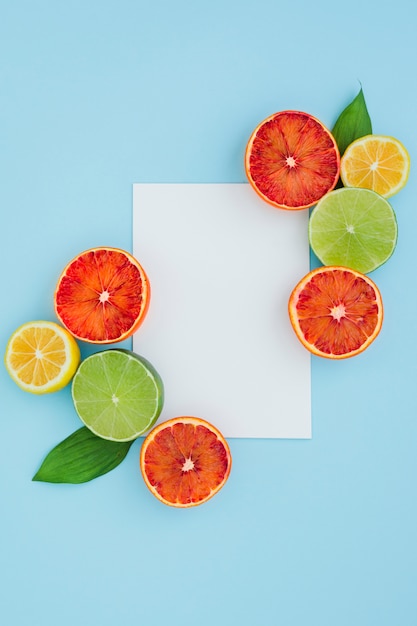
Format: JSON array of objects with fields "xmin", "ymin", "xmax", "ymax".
[
  {"xmin": 308, "ymin": 187, "xmax": 398, "ymax": 274},
  {"xmin": 71, "ymin": 349, "xmax": 164, "ymax": 441}
]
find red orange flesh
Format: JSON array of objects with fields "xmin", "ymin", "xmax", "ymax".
[
  {"xmin": 140, "ymin": 417, "xmax": 232, "ymax": 508},
  {"xmin": 288, "ymin": 266, "xmax": 383, "ymax": 359},
  {"xmin": 245, "ymin": 110, "xmax": 340, "ymax": 210},
  {"xmin": 54, "ymin": 247, "xmax": 150, "ymax": 344}
]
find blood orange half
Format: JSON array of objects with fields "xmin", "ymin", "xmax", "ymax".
[
  {"xmin": 140, "ymin": 417, "xmax": 232, "ymax": 508},
  {"xmin": 245, "ymin": 110, "xmax": 340, "ymax": 210},
  {"xmin": 288, "ymin": 266, "xmax": 383, "ymax": 359},
  {"xmin": 55, "ymin": 247, "xmax": 150, "ymax": 344}
]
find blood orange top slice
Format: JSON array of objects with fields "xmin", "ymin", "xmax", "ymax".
[
  {"xmin": 288, "ymin": 266, "xmax": 383, "ymax": 359},
  {"xmin": 55, "ymin": 247, "xmax": 150, "ymax": 344},
  {"xmin": 245, "ymin": 110, "xmax": 340, "ymax": 210},
  {"xmin": 140, "ymin": 416, "xmax": 232, "ymax": 507}
]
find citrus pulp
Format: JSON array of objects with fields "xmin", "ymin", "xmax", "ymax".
[
  {"xmin": 245, "ymin": 110, "xmax": 340, "ymax": 210},
  {"xmin": 340, "ymin": 134, "xmax": 410, "ymax": 198},
  {"xmin": 71, "ymin": 349, "xmax": 164, "ymax": 441},
  {"xmin": 288, "ymin": 266, "xmax": 383, "ymax": 359},
  {"xmin": 5, "ymin": 320, "xmax": 81, "ymax": 393},
  {"xmin": 55, "ymin": 247, "xmax": 150, "ymax": 344},
  {"xmin": 309, "ymin": 187, "xmax": 398, "ymax": 274},
  {"xmin": 140, "ymin": 416, "xmax": 232, "ymax": 507}
]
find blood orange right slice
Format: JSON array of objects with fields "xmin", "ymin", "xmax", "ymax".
[
  {"xmin": 55, "ymin": 247, "xmax": 150, "ymax": 344},
  {"xmin": 245, "ymin": 110, "xmax": 340, "ymax": 210},
  {"xmin": 140, "ymin": 417, "xmax": 232, "ymax": 508},
  {"xmin": 288, "ymin": 266, "xmax": 383, "ymax": 359}
]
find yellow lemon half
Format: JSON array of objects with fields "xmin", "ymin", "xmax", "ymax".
[
  {"xmin": 340, "ymin": 134, "xmax": 410, "ymax": 198},
  {"xmin": 5, "ymin": 321, "xmax": 81, "ymax": 394}
]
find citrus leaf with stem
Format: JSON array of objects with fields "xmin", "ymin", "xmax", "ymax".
[
  {"xmin": 332, "ymin": 87, "xmax": 372, "ymax": 156},
  {"xmin": 33, "ymin": 427, "xmax": 134, "ymax": 484}
]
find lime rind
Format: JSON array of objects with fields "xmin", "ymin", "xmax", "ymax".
[
  {"xmin": 71, "ymin": 349, "xmax": 164, "ymax": 441},
  {"xmin": 309, "ymin": 187, "xmax": 398, "ymax": 274}
]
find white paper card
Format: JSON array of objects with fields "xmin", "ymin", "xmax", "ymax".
[{"xmin": 133, "ymin": 183, "xmax": 311, "ymax": 438}]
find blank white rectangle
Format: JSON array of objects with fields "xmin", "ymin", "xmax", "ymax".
[{"xmin": 133, "ymin": 183, "xmax": 311, "ymax": 438}]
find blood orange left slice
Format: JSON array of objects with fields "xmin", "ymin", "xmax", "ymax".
[
  {"xmin": 288, "ymin": 266, "xmax": 383, "ymax": 359},
  {"xmin": 55, "ymin": 247, "xmax": 150, "ymax": 344},
  {"xmin": 140, "ymin": 417, "xmax": 232, "ymax": 507}
]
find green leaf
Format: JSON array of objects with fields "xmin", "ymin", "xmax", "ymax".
[
  {"xmin": 332, "ymin": 87, "xmax": 372, "ymax": 156},
  {"xmin": 33, "ymin": 427, "xmax": 134, "ymax": 484}
]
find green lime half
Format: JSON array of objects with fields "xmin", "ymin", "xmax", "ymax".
[
  {"xmin": 309, "ymin": 187, "xmax": 398, "ymax": 274},
  {"xmin": 71, "ymin": 349, "xmax": 164, "ymax": 441}
]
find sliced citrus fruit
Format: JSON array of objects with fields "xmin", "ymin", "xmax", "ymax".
[
  {"xmin": 55, "ymin": 247, "xmax": 150, "ymax": 344},
  {"xmin": 309, "ymin": 187, "xmax": 397, "ymax": 274},
  {"xmin": 140, "ymin": 416, "xmax": 232, "ymax": 508},
  {"xmin": 340, "ymin": 134, "xmax": 410, "ymax": 198},
  {"xmin": 5, "ymin": 321, "xmax": 81, "ymax": 394},
  {"xmin": 245, "ymin": 110, "xmax": 340, "ymax": 210},
  {"xmin": 288, "ymin": 266, "xmax": 383, "ymax": 359},
  {"xmin": 71, "ymin": 349, "xmax": 164, "ymax": 441}
]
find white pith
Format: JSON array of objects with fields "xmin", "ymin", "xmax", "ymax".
[
  {"xmin": 182, "ymin": 458, "xmax": 195, "ymax": 472},
  {"xmin": 330, "ymin": 303, "xmax": 346, "ymax": 322},
  {"xmin": 99, "ymin": 290, "xmax": 110, "ymax": 303}
]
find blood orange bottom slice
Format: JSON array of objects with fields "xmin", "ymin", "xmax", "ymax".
[
  {"xmin": 140, "ymin": 417, "xmax": 232, "ymax": 507},
  {"xmin": 288, "ymin": 266, "xmax": 383, "ymax": 359}
]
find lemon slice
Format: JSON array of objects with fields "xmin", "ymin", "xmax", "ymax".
[
  {"xmin": 340, "ymin": 134, "xmax": 410, "ymax": 198},
  {"xmin": 5, "ymin": 321, "xmax": 81, "ymax": 394}
]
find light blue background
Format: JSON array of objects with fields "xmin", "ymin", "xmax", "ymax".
[{"xmin": 1, "ymin": 1, "xmax": 416, "ymax": 624}]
